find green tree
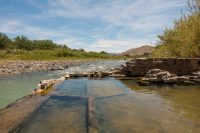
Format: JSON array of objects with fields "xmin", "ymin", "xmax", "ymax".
[
  {"xmin": 100, "ymin": 51, "xmax": 108, "ymax": 54},
  {"xmin": 0, "ymin": 33, "xmax": 11, "ymax": 49},
  {"xmin": 15, "ymin": 36, "xmax": 30, "ymax": 50}
]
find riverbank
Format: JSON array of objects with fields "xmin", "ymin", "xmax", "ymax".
[{"xmin": 0, "ymin": 60, "xmax": 91, "ymax": 76}]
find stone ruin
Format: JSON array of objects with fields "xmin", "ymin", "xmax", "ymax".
[{"xmin": 123, "ymin": 58, "xmax": 200, "ymax": 76}]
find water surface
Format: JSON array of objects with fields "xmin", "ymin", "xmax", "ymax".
[
  {"xmin": 16, "ymin": 78, "xmax": 200, "ymax": 133},
  {"xmin": 0, "ymin": 61, "xmax": 124, "ymax": 109},
  {"xmin": 0, "ymin": 71, "xmax": 60, "ymax": 109}
]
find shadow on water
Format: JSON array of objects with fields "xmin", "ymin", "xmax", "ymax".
[
  {"xmin": 15, "ymin": 78, "xmax": 200, "ymax": 133},
  {"xmin": 15, "ymin": 95, "xmax": 88, "ymax": 133}
]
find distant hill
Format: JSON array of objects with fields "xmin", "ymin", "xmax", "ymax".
[{"xmin": 120, "ymin": 45, "xmax": 154, "ymax": 56}]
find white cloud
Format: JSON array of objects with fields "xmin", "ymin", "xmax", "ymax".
[
  {"xmin": 85, "ymin": 38, "xmax": 154, "ymax": 53},
  {"xmin": 0, "ymin": 0, "xmax": 187, "ymax": 52},
  {"xmin": 0, "ymin": 19, "xmax": 73, "ymax": 40},
  {"xmin": 44, "ymin": 0, "xmax": 186, "ymax": 31}
]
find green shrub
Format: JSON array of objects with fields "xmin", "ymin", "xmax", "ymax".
[
  {"xmin": 0, "ymin": 50, "xmax": 8, "ymax": 59},
  {"xmin": 0, "ymin": 33, "xmax": 122, "ymax": 60},
  {"xmin": 152, "ymin": 1, "xmax": 200, "ymax": 58}
]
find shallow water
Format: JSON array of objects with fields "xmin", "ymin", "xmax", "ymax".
[
  {"xmin": 0, "ymin": 71, "xmax": 60, "ymax": 109},
  {"xmin": 0, "ymin": 61, "xmax": 124, "ymax": 109},
  {"xmin": 16, "ymin": 78, "xmax": 200, "ymax": 133}
]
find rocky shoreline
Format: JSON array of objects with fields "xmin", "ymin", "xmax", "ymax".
[
  {"xmin": 0, "ymin": 60, "xmax": 87, "ymax": 76},
  {"xmin": 121, "ymin": 58, "xmax": 200, "ymax": 86},
  {"xmin": 137, "ymin": 69, "xmax": 200, "ymax": 86}
]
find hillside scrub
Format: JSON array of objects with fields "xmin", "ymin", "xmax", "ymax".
[{"xmin": 151, "ymin": 0, "xmax": 200, "ymax": 58}]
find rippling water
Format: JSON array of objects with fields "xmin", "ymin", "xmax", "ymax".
[
  {"xmin": 16, "ymin": 78, "xmax": 200, "ymax": 133},
  {"xmin": 2, "ymin": 60, "xmax": 200, "ymax": 133},
  {"xmin": 0, "ymin": 61, "xmax": 124, "ymax": 109}
]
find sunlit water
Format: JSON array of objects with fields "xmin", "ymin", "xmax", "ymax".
[
  {"xmin": 0, "ymin": 71, "xmax": 60, "ymax": 109},
  {"xmin": 0, "ymin": 61, "xmax": 124, "ymax": 109},
  {"xmin": 16, "ymin": 78, "xmax": 200, "ymax": 133}
]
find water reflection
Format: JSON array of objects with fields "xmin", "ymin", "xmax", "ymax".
[
  {"xmin": 15, "ymin": 78, "xmax": 200, "ymax": 133},
  {"xmin": 16, "ymin": 95, "xmax": 88, "ymax": 133},
  {"xmin": 119, "ymin": 79, "xmax": 200, "ymax": 132}
]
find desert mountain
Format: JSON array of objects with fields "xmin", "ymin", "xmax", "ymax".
[{"xmin": 121, "ymin": 45, "xmax": 154, "ymax": 56}]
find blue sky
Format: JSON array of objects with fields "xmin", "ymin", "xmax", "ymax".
[{"xmin": 0, "ymin": 0, "xmax": 187, "ymax": 53}]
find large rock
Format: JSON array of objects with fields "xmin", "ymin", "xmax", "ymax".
[
  {"xmin": 142, "ymin": 69, "xmax": 176, "ymax": 83},
  {"xmin": 64, "ymin": 74, "xmax": 70, "ymax": 79},
  {"xmin": 192, "ymin": 71, "xmax": 200, "ymax": 77},
  {"xmin": 141, "ymin": 69, "xmax": 177, "ymax": 84},
  {"xmin": 176, "ymin": 76, "xmax": 189, "ymax": 82},
  {"xmin": 138, "ymin": 68, "xmax": 200, "ymax": 85}
]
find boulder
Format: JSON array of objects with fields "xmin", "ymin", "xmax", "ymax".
[
  {"xmin": 64, "ymin": 74, "xmax": 70, "ymax": 79},
  {"xmin": 142, "ymin": 69, "xmax": 176, "ymax": 83},
  {"xmin": 139, "ymin": 69, "xmax": 200, "ymax": 85},
  {"xmin": 139, "ymin": 69, "xmax": 178, "ymax": 85},
  {"xmin": 192, "ymin": 71, "xmax": 200, "ymax": 76},
  {"xmin": 163, "ymin": 77, "xmax": 177, "ymax": 84},
  {"xmin": 176, "ymin": 76, "xmax": 190, "ymax": 84},
  {"xmin": 110, "ymin": 69, "xmax": 123, "ymax": 75},
  {"xmin": 146, "ymin": 69, "xmax": 163, "ymax": 75}
]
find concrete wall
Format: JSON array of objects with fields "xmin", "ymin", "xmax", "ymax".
[{"xmin": 124, "ymin": 58, "xmax": 200, "ymax": 76}]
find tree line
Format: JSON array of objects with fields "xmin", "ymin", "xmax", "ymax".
[
  {"xmin": 0, "ymin": 33, "xmax": 116, "ymax": 60},
  {"xmin": 0, "ymin": 33, "xmax": 68, "ymax": 51}
]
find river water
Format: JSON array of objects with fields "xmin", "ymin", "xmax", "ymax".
[
  {"xmin": 16, "ymin": 78, "xmax": 200, "ymax": 133},
  {"xmin": 0, "ymin": 61, "xmax": 124, "ymax": 109},
  {"xmin": 1, "ymin": 61, "xmax": 200, "ymax": 133}
]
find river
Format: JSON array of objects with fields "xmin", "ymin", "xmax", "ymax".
[
  {"xmin": 15, "ymin": 78, "xmax": 200, "ymax": 133},
  {"xmin": 0, "ymin": 60, "xmax": 124, "ymax": 109},
  {"xmin": 1, "ymin": 60, "xmax": 200, "ymax": 133}
]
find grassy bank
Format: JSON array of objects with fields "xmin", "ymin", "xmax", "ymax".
[
  {"xmin": 0, "ymin": 49, "xmax": 122, "ymax": 61},
  {"xmin": 0, "ymin": 33, "xmax": 123, "ymax": 60}
]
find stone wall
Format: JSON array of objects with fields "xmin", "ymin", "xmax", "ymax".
[{"xmin": 124, "ymin": 58, "xmax": 200, "ymax": 76}]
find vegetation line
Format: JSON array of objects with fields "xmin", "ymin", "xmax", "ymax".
[{"xmin": 0, "ymin": 34, "xmax": 123, "ymax": 60}]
